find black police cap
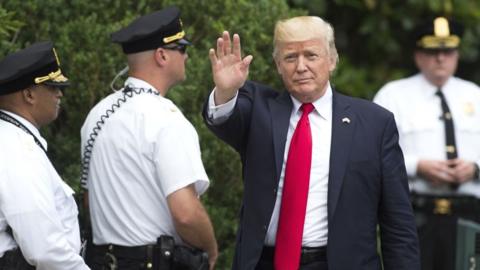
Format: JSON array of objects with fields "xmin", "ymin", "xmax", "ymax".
[
  {"xmin": 415, "ymin": 16, "xmax": 464, "ymax": 50},
  {"xmin": 0, "ymin": 41, "xmax": 69, "ymax": 96},
  {"xmin": 111, "ymin": 6, "xmax": 191, "ymax": 54}
]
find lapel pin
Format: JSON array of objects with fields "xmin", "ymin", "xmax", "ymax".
[{"xmin": 342, "ymin": 117, "xmax": 350, "ymax": 124}]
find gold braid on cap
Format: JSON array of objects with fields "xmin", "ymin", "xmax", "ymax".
[
  {"xmin": 417, "ymin": 35, "xmax": 460, "ymax": 48},
  {"xmin": 34, "ymin": 69, "xmax": 68, "ymax": 84},
  {"xmin": 163, "ymin": 30, "xmax": 185, "ymax": 44}
]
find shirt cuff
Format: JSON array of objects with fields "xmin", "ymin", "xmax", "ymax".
[
  {"xmin": 207, "ymin": 88, "xmax": 238, "ymax": 124},
  {"xmin": 404, "ymin": 155, "xmax": 419, "ymax": 178}
]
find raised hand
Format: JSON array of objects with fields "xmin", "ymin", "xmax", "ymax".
[{"xmin": 209, "ymin": 31, "xmax": 253, "ymax": 105}]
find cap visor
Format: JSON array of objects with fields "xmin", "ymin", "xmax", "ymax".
[
  {"xmin": 43, "ymin": 80, "xmax": 70, "ymax": 89},
  {"xmin": 177, "ymin": 38, "xmax": 191, "ymax": 45}
]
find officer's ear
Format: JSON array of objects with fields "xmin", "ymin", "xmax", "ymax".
[
  {"xmin": 153, "ymin": 48, "xmax": 168, "ymax": 67},
  {"xmin": 22, "ymin": 86, "xmax": 36, "ymax": 105}
]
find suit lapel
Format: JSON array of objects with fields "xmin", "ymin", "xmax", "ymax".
[
  {"xmin": 328, "ymin": 91, "xmax": 355, "ymax": 220},
  {"xmin": 268, "ymin": 91, "xmax": 292, "ymax": 182}
]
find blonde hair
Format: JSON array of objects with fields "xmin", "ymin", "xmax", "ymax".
[{"xmin": 273, "ymin": 16, "xmax": 339, "ymax": 66}]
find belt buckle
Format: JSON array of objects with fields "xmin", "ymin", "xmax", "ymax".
[{"xmin": 433, "ymin": 198, "xmax": 452, "ymax": 215}]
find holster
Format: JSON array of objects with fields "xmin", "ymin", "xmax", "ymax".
[{"xmin": 155, "ymin": 235, "xmax": 209, "ymax": 270}]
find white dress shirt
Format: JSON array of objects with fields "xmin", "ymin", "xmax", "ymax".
[
  {"xmin": 81, "ymin": 77, "xmax": 209, "ymax": 246},
  {"xmin": 374, "ymin": 74, "xmax": 480, "ymax": 197},
  {"xmin": 207, "ymin": 83, "xmax": 333, "ymax": 247},
  {"xmin": 0, "ymin": 110, "xmax": 89, "ymax": 269}
]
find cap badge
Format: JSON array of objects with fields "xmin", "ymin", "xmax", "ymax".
[{"xmin": 434, "ymin": 17, "xmax": 450, "ymax": 37}]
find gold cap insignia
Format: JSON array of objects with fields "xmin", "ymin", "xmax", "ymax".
[
  {"xmin": 416, "ymin": 17, "xmax": 460, "ymax": 49},
  {"xmin": 434, "ymin": 17, "xmax": 450, "ymax": 37}
]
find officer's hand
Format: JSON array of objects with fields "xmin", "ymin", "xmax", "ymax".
[
  {"xmin": 417, "ymin": 159, "xmax": 456, "ymax": 185},
  {"xmin": 209, "ymin": 31, "xmax": 253, "ymax": 105},
  {"xmin": 449, "ymin": 159, "xmax": 476, "ymax": 183}
]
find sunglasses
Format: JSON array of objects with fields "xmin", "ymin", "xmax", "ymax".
[
  {"xmin": 162, "ymin": 43, "xmax": 187, "ymax": 54},
  {"xmin": 420, "ymin": 48, "xmax": 457, "ymax": 56}
]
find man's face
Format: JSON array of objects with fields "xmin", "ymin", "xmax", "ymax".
[
  {"xmin": 164, "ymin": 43, "xmax": 189, "ymax": 85},
  {"xmin": 274, "ymin": 39, "xmax": 335, "ymax": 103},
  {"xmin": 31, "ymin": 84, "xmax": 63, "ymax": 127},
  {"xmin": 414, "ymin": 49, "xmax": 459, "ymax": 87}
]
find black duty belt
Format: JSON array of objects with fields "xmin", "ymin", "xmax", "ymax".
[
  {"xmin": 92, "ymin": 243, "xmax": 155, "ymax": 269},
  {"xmin": 411, "ymin": 193, "xmax": 480, "ymax": 222},
  {"xmin": 260, "ymin": 246, "xmax": 327, "ymax": 265}
]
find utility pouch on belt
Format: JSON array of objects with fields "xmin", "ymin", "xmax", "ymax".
[
  {"xmin": 155, "ymin": 234, "xmax": 175, "ymax": 269},
  {"xmin": 156, "ymin": 235, "xmax": 209, "ymax": 270}
]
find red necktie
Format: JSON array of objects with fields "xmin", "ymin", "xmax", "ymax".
[{"xmin": 274, "ymin": 103, "xmax": 314, "ymax": 270}]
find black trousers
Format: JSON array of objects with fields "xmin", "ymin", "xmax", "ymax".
[
  {"xmin": 0, "ymin": 249, "xmax": 35, "ymax": 270},
  {"xmin": 412, "ymin": 194, "xmax": 480, "ymax": 270},
  {"xmin": 417, "ymin": 215, "xmax": 457, "ymax": 270}
]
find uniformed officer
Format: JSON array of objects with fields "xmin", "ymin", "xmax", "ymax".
[
  {"xmin": 80, "ymin": 6, "xmax": 218, "ymax": 270},
  {"xmin": 374, "ymin": 16, "xmax": 480, "ymax": 270},
  {"xmin": 0, "ymin": 42, "xmax": 90, "ymax": 269}
]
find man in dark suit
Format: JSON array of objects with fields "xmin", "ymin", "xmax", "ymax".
[{"xmin": 203, "ymin": 16, "xmax": 420, "ymax": 270}]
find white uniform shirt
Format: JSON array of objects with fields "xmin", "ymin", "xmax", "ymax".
[
  {"xmin": 207, "ymin": 84, "xmax": 333, "ymax": 247},
  {"xmin": 81, "ymin": 77, "xmax": 209, "ymax": 246},
  {"xmin": 374, "ymin": 74, "xmax": 480, "ymax": 197},
  {"xmin": 0, "ymin": 110, "xmax": 89, "ymax": 269}
]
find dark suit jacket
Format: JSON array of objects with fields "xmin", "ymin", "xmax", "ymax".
[{"xmin": 203, "ymin": 81, "xmax": 420, "ymax": 270}]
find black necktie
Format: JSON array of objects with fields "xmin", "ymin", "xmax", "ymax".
[{"xmin": 436, "ymin": 88, "xmax": 458, "ymax": 189}]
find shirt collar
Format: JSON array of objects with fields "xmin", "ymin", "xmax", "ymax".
[
  {"xmin": 0, "ymin": 109, "xmax": 48, "ymax": 150},
  {"xmin": 419, "ymin": 73, "xmax": 454, "ymax": 96},
  {"xmin": 290, "ymin": 82, "xmax": 333, "ymax": 120},
  {"xmin": 124, "ymin": 77, "xmax": 161, "ymax": 95}
]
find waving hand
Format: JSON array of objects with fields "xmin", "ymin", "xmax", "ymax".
[{"xmin": 209, "ymin": 31, "xmax": 253, "ymax": 105}]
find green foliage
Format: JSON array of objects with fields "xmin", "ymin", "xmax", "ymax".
[
  {"xmin": 0, "ymin": 6, "xmax": 23, "ymax": 56},
  {"xmin": 1, "ymin": 0, "xmax": 301, "ymax": 268}
]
